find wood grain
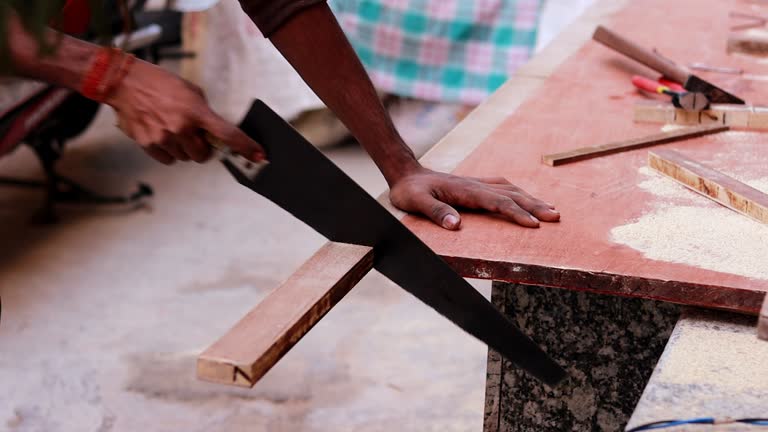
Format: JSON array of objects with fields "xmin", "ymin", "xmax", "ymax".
[
  {"xmin": 197, "ymin": 242, "xmax": 374, "ymax": 387},
  {"xmin": 648, "ymin": 149, "xmax": 768, "ymax": 224},
  {"xmin": 634, "ymin": 101, "xmax": 768, "ymax": 129},
  {"xmin": 542, "ymin": 125, "xmax": 728, "ymax": 166}
]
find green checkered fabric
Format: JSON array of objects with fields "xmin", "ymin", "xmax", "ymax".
[{"xmin": 329, "ymin": 0, "xmax": 541, "ymax": 104}]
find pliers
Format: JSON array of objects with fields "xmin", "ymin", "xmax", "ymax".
[{"xmin": 632, "ymin": 75, "xmax": 710, "ymax": 112}]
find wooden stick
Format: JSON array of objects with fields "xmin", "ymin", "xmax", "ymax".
[
  {"xmin": 728, "ymin": 32, "xmax": 768, "ymax": 57},
  {"xmin": 542, "ymin": 125, "xmax": 728, "ymax": 166},
  {"xmin": 634, "ymin": 101, "xmax": 768, "ymax": 129},
  {"xmin": 648, "ymin": 149, "xmax": 768, "ymax": 224},
  {"xmin": 197, "ymin": 242, "xmax": 374, "ymax": 387},
  {"xmin": 758, "ymin": 294, "xmax": 768, "ymax": 341}
]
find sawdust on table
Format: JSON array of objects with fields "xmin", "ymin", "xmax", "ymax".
[
  {"xmin": 660, "ymin": 124, "xmax": 688, "ymax": 133},
  {"xmin": 611, "ymin": 168, "xmax": 768, "ymax": 280}
]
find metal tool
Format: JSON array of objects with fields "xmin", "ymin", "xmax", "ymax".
[
  {"xmin": 593, "ymin": 26, "xmax": 746, "ymax": 105},
  {"xmin": 217, "ymin": 100, "xmax": 567, "ymax": 386},
  {"xmin": 207, "ymin": 134, "xmax": 269, "ymax": 181},
  {"xmin": 631, "ymin": 75, "xmax": 710, "ymax": 112},
  {"xmin": 688, "ymin": 63, "xmax": 743, "ymax": 75}
]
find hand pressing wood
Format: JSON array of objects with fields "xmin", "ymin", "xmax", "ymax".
[
  {"xmin": 541, "ymin": 125, "xmax": 728, "ymax": 166},
  {"xmin": 648, "ymin": 149, "xmax": 768, "ymax": 224}
]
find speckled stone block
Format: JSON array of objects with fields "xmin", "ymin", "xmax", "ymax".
[
  {"xmin": 483, "ymin": 283, "xmax": 680, "ymax": 432},
  {"xmin": 627, "ymin": 308, "xmax": 768, "ymax": 431}
]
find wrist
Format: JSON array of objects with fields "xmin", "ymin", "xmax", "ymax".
[
  {"xmin": 80, "ymin": 48, "xmax": 135, "ymax": 103},
  {"xmin": 379, "ymin": 146, "xmax": 423, "ymax": 186}
]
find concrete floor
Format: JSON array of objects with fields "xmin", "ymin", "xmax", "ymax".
[{"xmin": 0, "ymin": 107, "xmax": 490, "ymax": 432}]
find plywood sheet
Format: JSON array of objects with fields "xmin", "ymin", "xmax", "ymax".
[{"xmin": 404, "ymin": 0, "xmax": 768, "ymax": 314}]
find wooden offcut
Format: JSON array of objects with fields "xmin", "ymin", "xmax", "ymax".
[
  {"xmin": 542, "ymin": 125, "xmax": 728, "ymax": 166},
  {"xmin": 648, "ymin": 149, "xmax": 768, "ymax": 224},
  {"xmin": 728, "ymin": 32, "xmax": 768, "ymax": 57},
  {"xmin": 634, "ymin": 101, "xmax": 768, "ymax": 129},
  {"xmin": 197, "ymin": 242, "xmax": 374, "ymax": 387}
]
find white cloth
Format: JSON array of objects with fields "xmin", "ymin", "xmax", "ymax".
[
  {"xmin": 145, "ymin": 0, "xmax": 219, "ymax": 12},
  {"xmin": 180, "ymin": 0, "xmax": 323, "ymax": 122},
  {"xmin": 535, "ymin": 0, "xmax": 596, "ymax": 52}
]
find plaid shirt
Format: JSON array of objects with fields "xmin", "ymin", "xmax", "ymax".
[{"xmin": 329, "ymin": 0, "xmax": 541, "ymax": 104}]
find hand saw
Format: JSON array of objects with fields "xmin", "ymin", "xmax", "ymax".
[
  {"xmin": 217, "ymin": 100, "xmax": 567, "ymax": 386},
  {"xmin": 593, "ymin": 26, "xmax": 745, "ymax": 105}
]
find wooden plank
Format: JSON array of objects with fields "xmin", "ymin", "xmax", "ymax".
[
  {"xmin": 542, "ymin": 125, "xmax": 728, "ymax": 166},
  {"xmin": 403, "ymin": 0, "xmax": 768, "ymax": 316},
  {"xmin": 197, "ymin": 242, "xmax": 374, "ymax": 387},
  {"xmin": 648, "ymin": 149, "xmax": 768, "ymax": 224},
  {"xmin": 759, "ymin": 294, "xmax": 768, "ymax": 341},
  {"xmin": 633, "ymin": 101, "xmax": 768, "ymax": 129}
]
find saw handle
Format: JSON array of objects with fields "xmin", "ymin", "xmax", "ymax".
[{"xmin": 593, "ymin": 26, "xmax": 689, "ymax": 85}]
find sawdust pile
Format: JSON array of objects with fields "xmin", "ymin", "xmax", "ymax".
[{"xmin": 611, "ymin": 169, "xmax": 768, "ymax": 280}]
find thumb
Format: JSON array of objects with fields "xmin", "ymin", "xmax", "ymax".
[
  {"xmin": 201, "ymin": 110, "xmax": 265, "ymax": 162},
  {"xmin": 416, "ymin": 196, "xmax": 462, "ymax": 230}
]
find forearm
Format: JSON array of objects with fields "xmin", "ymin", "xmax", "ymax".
[
  {"xmin": 267, "ymin": 4, "xmax": 420, "ymax": 184},
  {"xmin": 7, "ymin": 10, "xmax": 97, "ymax": 90}
]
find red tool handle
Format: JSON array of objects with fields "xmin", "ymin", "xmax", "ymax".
[
  {"xmin": 657, "ymin": 78, "xmax": 686, "ymax": 92},
  {"xmin": 632, "ymin": 75, "xmax": 665, "ymax": 93}
]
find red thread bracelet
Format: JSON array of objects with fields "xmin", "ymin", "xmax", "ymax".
[
  {"xmin": 80, "ymin": 48, "xmax": 114, "ymax": 101},
  {"xmin": 80, "ymin": 47, "xmax": 139, "ymax": 104},
  {"xmin": 102, "ymin": 53, "xmax": 136, "ymax": 102}
]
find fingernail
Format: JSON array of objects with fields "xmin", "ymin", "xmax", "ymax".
[
  {"xmin": 442, "ymin": 214, "xmax": 459, "ymax": 229},
  {"xmin": 529, "ymin": 215, "xmax": 540, "ymax": 224},
  {"xmin": 548, "ymin": 209, "xmax": 560, "ymax": 215}
]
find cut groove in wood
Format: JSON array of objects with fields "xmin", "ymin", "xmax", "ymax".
[
  {"xmin": 648, "ymin": 149, "xmax": 768, "ymax": 224},
  {"xmin": 197, "ymin": 242, "xmax": 374, "ymax": 387},
  {"xmin": 542, "ymin": 125, "xmax": 728, "ymax": 166},
  {"xmin": 634, "ymin": 101, "xmax": 768, "ymax": 129}
]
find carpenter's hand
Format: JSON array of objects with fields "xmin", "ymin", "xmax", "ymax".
[
  {"xmin": 389, "ymin": 167, "xmax": 560, "ymax": 230},
  {"xmin": 106, "ymin": 60, "xmax": 264, "ymax": 164}
]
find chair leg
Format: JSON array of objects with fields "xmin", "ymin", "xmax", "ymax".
[
  {"xmin": 22, "ymin": 140, "xmax": 155, "ymax": 224},
  {"xmin": 30, "ymin": 154, "xmax": 60, "ymax": 225}
]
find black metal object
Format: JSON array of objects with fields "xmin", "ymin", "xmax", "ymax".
[
  {"xmin": 223, "ymin": 100, "xmax": 567, "ymax": 386},
  {"xmin": 683, "ymin": 74, "xmax": 745, "ymax": 105}
]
